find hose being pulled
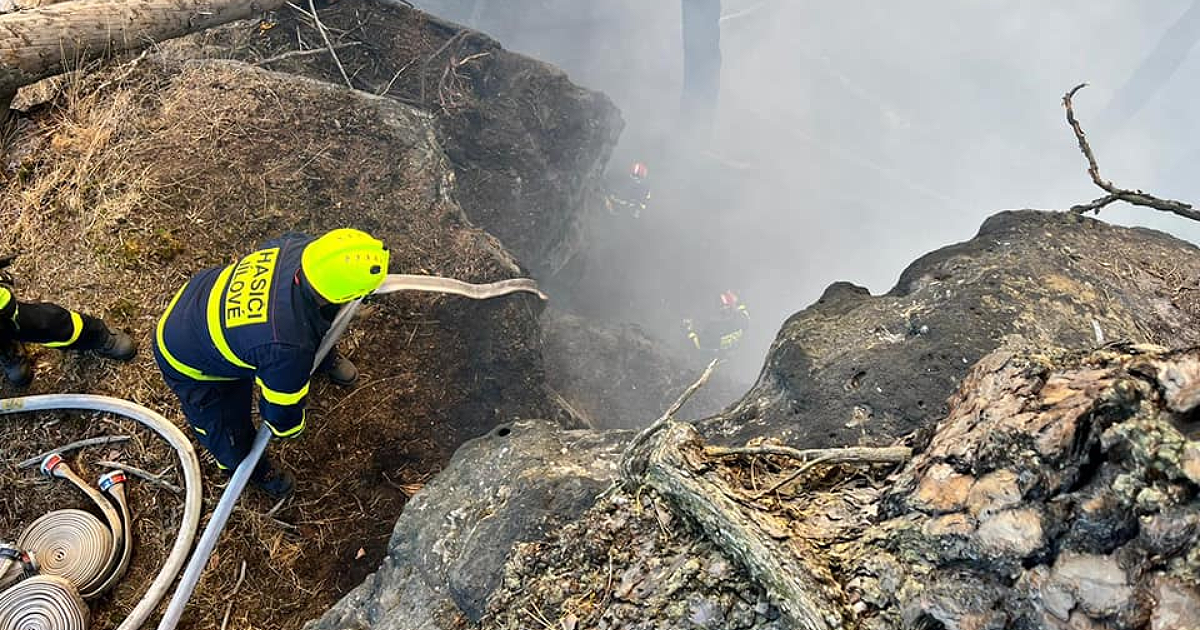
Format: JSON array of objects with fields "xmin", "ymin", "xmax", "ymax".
[
  {"xmin": 0, "ymin": 575, "xmax": 87, "ymax": 630},
  {"xmin": 376, "ymin": 274, "xmax": 548, "ymax": 300},
  {"xmin": 157, "ymin": 273, "xmax": 547, "ymax": 630},
  {"xmin": 0, "ymin": 395, "xmax": 203, "ymax": 630}
]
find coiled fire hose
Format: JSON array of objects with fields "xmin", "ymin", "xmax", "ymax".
[
  {"xmin": 0, "ymin": 396, "xmax": 203, "ymax": 630},
  {"xmin": 156, "ymin": 274, "xmax": 546, "ymax": 630},
  {"xmin": 0, "ymin": 575, "xmax": 88, "ymax": 630},
  {"xmin": 19, "ymin": 455, "xmax": 125, "ymax": 599}
]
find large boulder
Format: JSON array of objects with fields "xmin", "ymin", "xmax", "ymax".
[
  {"xmin": 481, "ymin": 344, "xmax": 1200, "ymax": 630},
  {"xmin": 167, "ymin": 1, "xmax": 623, "ymax": 276},
  {"xmin": 304, "ymin": 421, "xmax": 630, "ymax": 630},
  {"xmin": 701, "ymin": 210, "xmax": 1200, "ymax": 448}
]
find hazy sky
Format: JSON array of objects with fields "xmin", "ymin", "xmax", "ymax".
[{"xmin": 416, "ymin": 0, "xmax": 1200, "ymax": 385}]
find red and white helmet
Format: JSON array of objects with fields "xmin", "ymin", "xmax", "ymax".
[
  {"xmin": 720, "ymin": 291, "xmax": 739, "ymax": 308},
  {"xmin": 630, "ymin": 162, "xmax": 648, "ymax": 180}
]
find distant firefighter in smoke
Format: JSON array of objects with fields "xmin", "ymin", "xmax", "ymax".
[
  {"xmin": 684, "ymin": 291, "xmax": 750, "ymax": 356},
  {"xmin": 605, "ymin": 161, "xmax": 651, "ymax": 219}
]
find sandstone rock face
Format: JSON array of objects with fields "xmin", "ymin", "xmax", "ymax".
[
  {"xmin": 305, "ymin": 422, "xmax": 630, "ymax": 630},
  {"xmin": 700, "ymin": 211, "xmax": 1200, "ymax": 449}
]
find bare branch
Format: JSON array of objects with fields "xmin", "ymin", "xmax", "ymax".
[
  {"xmin": 17, "ymin": 435, "xmax": 130, "ymax": 469},
  {"xmin": 96, "ymin": 460, "xmax": 183, "ymax": 495},
  {"xmin": 300, "ymin": 0, "xmax": 353, "ymax": 89},
  {"xmin": 256, "ymin": 41, "xmax": 362, "ymax": 67},
  {"xmin": 620, "ymin": 358, "xmax": 720, "ymax": 483},
  {"xmin": 1062, "ymin": 84, "xmax": 1200, "ymax": 221},
  {"xmin": 705, "ymin": 444, "xmax": 912, "ymax": 465},
  {"xmin": 751, "ymin": 454, "xmax": 836, "ymax": 499}
]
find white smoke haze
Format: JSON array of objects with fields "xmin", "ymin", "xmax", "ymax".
[{"xmin": 414, "ymin": 0, "xmax": 1200, "ymax": 387}]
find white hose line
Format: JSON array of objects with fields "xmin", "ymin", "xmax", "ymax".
[
  {"xmin": 89, "ymin": 478, "xmax": 133, "ymax": 598},
  {"xmin": 0, "ymin": 575, "xmax": 88, "ymax": 630},
  {"xmin": 376, "ymin": 274, "xmax": 548, "ymax": 300},
  {"xmin": 0, "ymin": 395, "xmax": 203, "ymax": 630}
]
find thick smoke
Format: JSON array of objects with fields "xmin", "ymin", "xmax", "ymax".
[{"xmin": 414, "ymin": 0, "xmax": 1200, "ymax": 390}]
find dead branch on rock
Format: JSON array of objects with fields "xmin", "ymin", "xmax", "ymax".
[
  {"xmin": 256, "ymin": 42, "xmax": 362, "ymax": 67},
  {"xmin": 643, "ymin": 421, "xmax": 840, "ymax": 630},
  {"xmin": 706, "ymin": 444, "xmax": 912, "ymax": 465},
  {"xmin": 1063, "ymin": 83, "xmax": 1200, "ymax": 221},
  {"xmin": 619, "ymin": 358, "xmax": 720, "ymax": 484},
  {"xmin": 751, "ymin": 454, "xmax": 835, "ymax": 499},
  {"xmin": 707, "ymin": 444, "xmax": 911, "ymax": 500}
]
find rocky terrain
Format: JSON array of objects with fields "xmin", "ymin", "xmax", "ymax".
[{"xmin": 1, "ymin": 3, "xmax": 1200, "ymax": 630}]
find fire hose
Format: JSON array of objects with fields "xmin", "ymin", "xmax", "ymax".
[
  {"xmin": 0, "ymin": 396, "xmax": 203, "ymax": 630},
  {"xmin": 155, "ymin": 274, "xmax": 546, "ymax": 630},
  {"xmin": 0, "ymin": 576, "xmax": 88, "ymax": 630},
  {"xmin": 0, "ymin": 275, "xmax": 543, "ymax": 630}
]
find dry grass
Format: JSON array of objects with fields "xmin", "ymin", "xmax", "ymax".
[{"xmin": 0, "ymin": 35, "xmax": 538, "ymax": 629}]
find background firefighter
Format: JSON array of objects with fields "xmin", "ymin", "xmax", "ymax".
[
  {"xmin": 684, "ymin": 290, "xmax": 751, "ymax": 356},
  {"xmin": 605, "ymin": 161, "xmax": 651, "ymax": 218}
]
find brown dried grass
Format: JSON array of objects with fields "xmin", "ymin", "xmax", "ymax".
[{"xmin": 0, "ymin": 39, "xmax": 517, "ymax": 629}]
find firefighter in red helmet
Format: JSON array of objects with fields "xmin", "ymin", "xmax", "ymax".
[
  {"xmin": 684, "ymin": 291, "xmax": 751, "ymax": 355},
  {"xmin": 605, "ymin": 161, "xmax": 651, "ymax": 219}
]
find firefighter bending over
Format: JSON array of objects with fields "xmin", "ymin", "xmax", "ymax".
[{"xmin": 153, "ymin": 229, "xmax": 389, "ymax": 499}]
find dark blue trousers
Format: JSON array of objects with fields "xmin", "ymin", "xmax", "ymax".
[{"xmin": 152, "ymin": 344, "xmax": 274, "ymax": 481}]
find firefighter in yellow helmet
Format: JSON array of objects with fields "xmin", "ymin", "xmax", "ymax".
[{"xmin": 152, "ymin": 229, "xmax": 389, "ymax": 499}]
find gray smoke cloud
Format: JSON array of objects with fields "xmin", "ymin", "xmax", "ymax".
[{"xmin": 414, "ymin": 0, "xmax": 1200, "ymax": 387}]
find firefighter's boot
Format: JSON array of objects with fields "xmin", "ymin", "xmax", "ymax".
[{"xmin": 1, "ymin": 340, "xmax": 32, "ymax": 387}]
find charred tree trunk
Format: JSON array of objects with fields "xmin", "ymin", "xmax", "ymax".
[{"xmin": 0, "ymin": 0, "xmax": 286, "ymax": 109}]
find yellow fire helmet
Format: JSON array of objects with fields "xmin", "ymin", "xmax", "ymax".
[{"xmin": 301, "ymin": 228, "xmax": 390, "ymax": 303}]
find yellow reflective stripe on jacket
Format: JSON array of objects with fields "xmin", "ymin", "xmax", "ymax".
[
  {"xmin": 42, "ymin": 312, "xmax": 83, "ymax": 348},
  {"xmin": 256, "ymin": 376, "xmax": 309, "ymax": 406},
  {"xmin": 156, "ymin": 284, "xmax": 236, "ymax": 382},
  {"xmin": 0, "ymin": 286, "xmax": 10, "ymax": 309},
  {"xmin": 265, "ymin": 411, "xmax": 305, "ymax": 438},
  {"xmin": 206, "ymin": 264, "xmax": 253, "ymax": 370}
]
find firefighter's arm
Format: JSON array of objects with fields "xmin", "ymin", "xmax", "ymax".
[{"xmin": 254, "ymin": 347, "xmax": 312, "ymax": 439}]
